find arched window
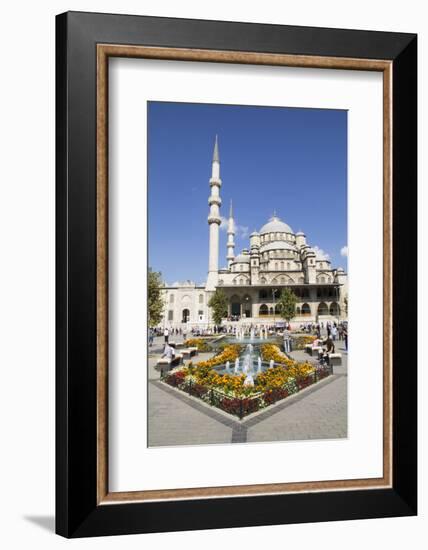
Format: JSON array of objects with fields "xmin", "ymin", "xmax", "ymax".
[
  {"xmin": 275, "ymin": 262, "xmax": 278, "ymax": 270},
  {"xmin": 320, "ymin": 276, "xmax": 325, "ymax": 283},
  {"xmin": 301, "ymin": 303, "xmax": 311, "ymax": 316},
  {"xmin": 239, "ymin": 278, "xmax": 244, "ymax": 285},
  {"xmin": 317, "ymin": 302, "xmax": 328, "ymax": 316},
  {"xmin": 280, "ymin": 277, "xmax": 285, "ymax": 284},
  {"xmin": 330, "ymin": 302, "xmax": 340, "ymax": 316},
  {"xmin": 280, "ymin": 261, "xmax": 284, "ymax": 270},
  {"xmin": 260, "ymin": 277, "xmax": 267, "ymax": 284},
  {"xmin": 287, "ymin": 262, "xmax": 290, "ymax": 270},
  {"xmin": 259, "ymin": 304, "xmax": 268, "ymax": 316}
]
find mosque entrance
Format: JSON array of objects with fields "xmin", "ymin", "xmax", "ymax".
[
  {"xmin": 182, "ymin": 308, "xmax": 190, "ymax": 323},
  {"xmin": 230, "ymin": 294, "xmax": 241, "ymax": 317}
]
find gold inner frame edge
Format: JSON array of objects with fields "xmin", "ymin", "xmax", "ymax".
[{"xmin": 96, "ymin": 44, "xmax": 393, "ymax": 504}]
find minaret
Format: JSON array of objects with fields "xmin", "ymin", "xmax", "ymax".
[
  {"xmin": 206, "ymin": 135, "xmax": 222, "ymax": 291},
  {"xmin": 226, "ymin": 200, "xmax": 235, "ymax": 268}
]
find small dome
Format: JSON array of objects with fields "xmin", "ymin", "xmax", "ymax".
[
  {"xmin": 232, "ymin": 254, "xmax": 251, "ymax": 264},
  {"xmin": 260, "ymin": 241, "xmax": 297, "ymax": 253},
  {"xmin": 296, "ymin": 231, "xmax": 305, "ymax": 236},
  {"xmin": 260, "ymin": 215, "xmax": 293, "ymax": 235}
]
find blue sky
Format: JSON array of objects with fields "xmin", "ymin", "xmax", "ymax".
[{"xmin": 148, "ymin": 102, "xmax": 347, "ymax": 285}]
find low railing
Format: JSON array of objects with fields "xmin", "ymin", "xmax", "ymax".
[{"xmin": 161, "ymin": 363, "xmax": 333, "ymax": 419}]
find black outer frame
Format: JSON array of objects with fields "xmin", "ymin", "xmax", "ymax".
[{"xmin": 56, "ymin": 11, "xmax": 417, "ymax": 538}]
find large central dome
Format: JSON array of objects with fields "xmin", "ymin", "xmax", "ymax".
[{"xmin": 259, "ymin": 215, "xmax": 293, "ymax": 235}]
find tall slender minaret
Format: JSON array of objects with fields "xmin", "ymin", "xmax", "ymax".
[
  {"xmin": 206, "ymin": 135, "xmax": 222, "ymax": 291},
  {"xmin": 226, "ymin": 200, "xmax": 235, "ymax": 268}
]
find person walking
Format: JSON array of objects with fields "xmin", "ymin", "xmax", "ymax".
[
  {"xmin": 164, "ymin": 327, "xmax": 169, "ymax": 344},
  {"xmin": 148, "ymin": 328, "xmax": 154, "ymax": 347}
]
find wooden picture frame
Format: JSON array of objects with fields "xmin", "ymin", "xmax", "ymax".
[{"xmin": 56, "ymin": 11, "xmax": 417, "ymax": 537}]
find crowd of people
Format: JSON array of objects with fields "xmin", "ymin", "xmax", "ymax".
[
  {"xmin": 299, "ymin": 321, "xmax": 348, "ymax": 350},
  {"xmin": 150, "ymin": 320, "xmax": 348, "ymax": 353}
]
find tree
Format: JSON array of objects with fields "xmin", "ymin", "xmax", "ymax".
[
  {"xmin": 277, "ymin": 288, "xmax": 297, "ymax": 322},
  {"xmin": 148, "ymin": 269, "xmax": 164, "ymax": 327},
  {"xmin": 208, "ymin": 289, "xmax": 228, "ymax": 326}
]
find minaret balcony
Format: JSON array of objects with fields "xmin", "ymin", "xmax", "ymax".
[
  {"xmin": 209, "ymin": 177, "xmax": 222, "ymax": 187},
  {"xmin": 207, "ymin": 215, "xmax": 221, "ymax": 225},
  {"xmin": 208, "ymin": 196, "xmax": 222, "ymax": 206}
]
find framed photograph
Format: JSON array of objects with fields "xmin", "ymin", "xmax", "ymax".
[{"xmin": 56, "ymin": 11, "xmax": 417, "ymax": 537}]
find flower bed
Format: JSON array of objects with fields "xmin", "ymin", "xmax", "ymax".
[
  {"xmin": 162, "ymin": 344, "xmax": 332, "ymax": 419},
  {"xmin": 183, "ymin": 338, "xmax": 212, "ymax": 352},
  {"xmin": 291, "ymin": 335, "xmax": 317, "ymax": 350}
]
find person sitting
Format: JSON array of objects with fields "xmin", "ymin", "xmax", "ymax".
[
  {"xmin": 161, "ymin": 343, "xmax": 175, "ymax": 361},
  {"xmin": 320, "ymin": 337, "xmax": 335, "ymax": 364}
]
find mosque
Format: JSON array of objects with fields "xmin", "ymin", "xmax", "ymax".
[{"xmin": 161, "ymin": 137, "xmax": 347, "ymax": 328}]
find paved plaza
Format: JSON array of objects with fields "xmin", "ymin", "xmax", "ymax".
[{"xmin": 147, "ymin": 334, "xmax": 348, "ymax": 447}]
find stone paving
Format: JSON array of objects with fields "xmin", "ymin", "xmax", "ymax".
[{"xmin": 148, "ymin": 335, "xmax": 348, "ymax": 447}]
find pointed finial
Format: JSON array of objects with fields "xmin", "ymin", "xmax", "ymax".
[
  {"xmin": 229, "ymin": 199, "xmax": 233, "ymax": 218},
  {"xmin": 213, "ymin": 134, "xmax": 219, "ymax": 162}
]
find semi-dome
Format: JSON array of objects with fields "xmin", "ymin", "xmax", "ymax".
[
  {"xmin": 260, "ymin": 241, "xmax": 297, "ymax": 253},
  {"xmin": 259, "ymin": 215, "xmax": 293, "ymax": 235}
]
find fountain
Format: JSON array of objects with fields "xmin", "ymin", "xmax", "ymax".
[
  {"xmin": 234, "ymin": 357, "xmax": 240, "ymax": 374},
  {"xmin": 211, "ymin": 327, "xmax": 283, "ymax": 378}
]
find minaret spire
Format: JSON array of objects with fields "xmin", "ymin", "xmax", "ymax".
[
  {"xmin": 213, "ymin": 134, "xmax": 220, "ymax": 163},
  {"xmin": 227, "ymin": 199, "xmax": 235, "ymax": 268},
  {"xmin": 206, "ymin": 136, "xmax": 222, "ymax": 291}
]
